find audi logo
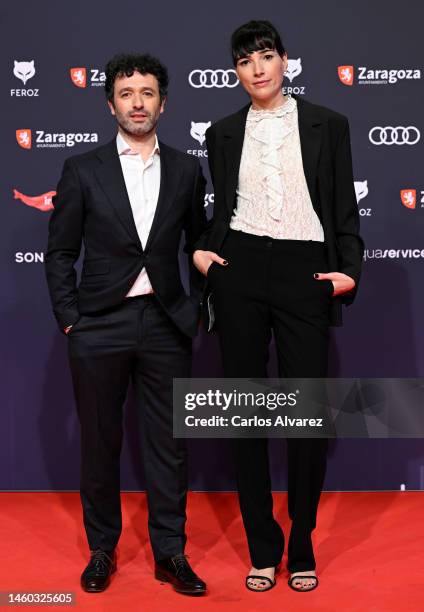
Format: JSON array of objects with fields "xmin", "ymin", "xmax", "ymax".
[
  {"xmin": 369, "ymin": 126, "xmax": 420, "ymax": 145},
  {"xmin": 188, "ymin": 69, "xmax": 239, "ymax": 88}
]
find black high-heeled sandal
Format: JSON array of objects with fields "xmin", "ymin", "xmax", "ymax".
[
  {"xmin": 245, "ymin": 574, "xmax": 276, "ymax": 592},
  {"xmin": 288, "ymin": 573, "xmax": 318, "ymax": 592},
  {"xmin": 245, "ymin": 564, "xmax": 280, "ymax": 592}
]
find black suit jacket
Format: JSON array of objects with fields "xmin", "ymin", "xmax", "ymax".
[
  {"xmin": 45, "ymin": 138, "xmax": 207, "ymax": 338},
  {"xmin": 197, "ymin": 95, "xmax": 364, "ymax": 326}
]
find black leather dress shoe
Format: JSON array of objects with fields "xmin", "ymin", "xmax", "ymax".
[
  {"xmin": 155, "ymin": 554, "xmax": 206, "ymax": 595},
  {"xmin": 80, "ymin": 549, "xmax": 116, "ymax": 593}
]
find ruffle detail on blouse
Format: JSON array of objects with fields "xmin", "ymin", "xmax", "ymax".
[{"xmin": 246, "ymin": 95, "xmax": 297, "ymax": 221}]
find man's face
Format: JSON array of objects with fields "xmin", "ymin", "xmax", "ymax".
[
  {"xmin": 235, "ymin": 49, "xmax": 288, "ymax": 102},
  {"xmin": 108, "ymin": 71, "xmax": 165, "ymax": 136}
]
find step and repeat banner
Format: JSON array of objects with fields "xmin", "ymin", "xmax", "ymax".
[{"xmin": 1, "ymin": 1, "xmax": 423, "ymax": 491}]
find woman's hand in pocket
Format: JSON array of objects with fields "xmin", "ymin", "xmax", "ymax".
[
  {"xmin": 313, "ymin": 272, "xmax": 355, "ymax": 296},
  {"xmin": 193, "ymin": 250, "xmax": 228, "ymax": 277}
]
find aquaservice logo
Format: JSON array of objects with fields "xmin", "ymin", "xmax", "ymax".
[{"xmin": 13, "ymin": 189, "xmax": 55, "ymax": 212}]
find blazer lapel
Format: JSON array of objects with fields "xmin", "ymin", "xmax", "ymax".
[
  {"xmin": 223, "ymin": 104, "xmax": 250, "ymax": 215},
  {"xmin": 295, "ymin": 95, "xmax": 323, "ymax": 205},
  {"xmin": 144, "ymin": 142, "xmax": 182, "ymax": 251},
  {"xmin": 95, "ymin": 139, "xmax": 142, "ymax": 249}
]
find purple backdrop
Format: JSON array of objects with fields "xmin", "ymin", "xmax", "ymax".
[{"xmin": 1, "ymin": 0, "xmax": 423, "ymax": 492}]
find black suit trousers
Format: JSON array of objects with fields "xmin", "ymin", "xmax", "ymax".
[
  {"xmin": 67, "ymin": 295, "xmax": 192, "ymax": 561},
  {"xmin": 208, "ymin": 230, "xmax": 330, "ymax": 572}
]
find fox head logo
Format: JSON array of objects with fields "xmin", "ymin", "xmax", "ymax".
[
  {"xmin": 354, "ymin": 180, "xmax": 368, "ymax": 203},
  {"xmin": 400, "ymin": 189, "xmax": 416, "ymax": 209},
  {"xmin": 190, "ymin": 121, "xmax": 211, "ymax": 146},
  {"xmin": 13, "ymin": 189, "xmax": 55, "ymax": 212},
  {"xmin": 285, "ymin": 58, "xmax": 302, "ymax": 82},
  {"xmin": 70, "ymin": 67, "xmax": 87, "ymax": 88},
  {"xmin": 16, "ymin": 129, "xmax": 32, "ymax": 149},
  {"xmin": 338, "ymin": 65, "xmax": 354, "ymax": 86},
  {"xmin": 13, "ymin": 60, "xmax": 36, "ymax": 85}
]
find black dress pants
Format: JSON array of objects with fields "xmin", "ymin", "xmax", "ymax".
[
  {"xmin": 67, "ymin": 295, "xmax": 192, "ymax": 561},
  {"xmin": 208, "ymin": 229, "xmax": 331, "ymax": 572}
]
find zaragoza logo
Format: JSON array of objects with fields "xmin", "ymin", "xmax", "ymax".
[
  {"xmin": 70, "ymin": 67, "xmax": 87, "ymax": 88},
  {"xmin": 400, "ymin": 189, "xmax": 416, "ymax": 210},
  {"xmin": 16, "ymin": 129, "xmax": 31, "ymax": 149},
  {"xmin": 16, "ymin": 128, "xmax": 98, "ymax": 149},
  {"xmin": 339, "ymin": 65, "xmax": 421, "ymax": 86},
  {"xmin": 70, "ymin": 67, "xmax": 105, "ymax": 87},
  {"xmin": 338, "ymin": 66, "xmax": 354, "ymax": 86},
  {"xmin": 13, "ymin": 189, "xmax": 55, "ymax": 212}
]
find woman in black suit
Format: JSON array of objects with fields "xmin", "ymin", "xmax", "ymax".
[{"xmin": 194, "ymin": 20, "xmax": 363, "ymax": 592}]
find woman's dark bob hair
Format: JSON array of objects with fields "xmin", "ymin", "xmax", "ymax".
[{"xmin": 231, "ymin": 20, "xmax": 286, "ymax": 66}]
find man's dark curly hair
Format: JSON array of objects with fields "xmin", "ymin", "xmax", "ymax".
[{"xmin": 105, "ymin": 53, "xmax": 169, "ymax": 103}]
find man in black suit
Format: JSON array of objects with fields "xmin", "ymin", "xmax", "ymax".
[{"xmin": 45, "ymin": 53, "xmax": 207, "ymax": 595}]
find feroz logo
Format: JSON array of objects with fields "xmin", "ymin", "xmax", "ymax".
[
  {"xmin": 354, "ymin": 180, "xmax": 371, "ymax": 216},
  {"xmin": 190, "ymin": 121, "xmax": 211, "ymax": 146},
  {"xmin": 354, "ymin": 180, "xmax": 368, "ymax": 203},
  {"xmin": 70, "ymin": 67, "xmax": 87, "ymax": 88},
  {"xmin": 187, "ymin": 121, "xmax": 210, "ymax": 157},
  {"xmin": 11, "ymin": 60, "xmax": 39, "ymax": 97},
  {"xmin": 369, "ymin": 126, "xmax": 420, "ymax": 146},
  {"xmin": 338, "ymin": 65, "xmax": 354, "ymax": 86},
  {"xmin": 13, "ymin": 189, "xmax": 55, "ymax": 212},
  {"xmin": 13, "ymin": 60, "xmax": 35, "ymax": 84},
  {"xmin": 188, "ymin": 69, "xmax": 238, "ymax": 88},
  {"xmin": 16, "ymin": 129, "xmax": 32, "ymax": 149},
  {"xmin": 283, "ymin": 58, "xmax": 306, "ymax": 95},
  {"xmin": 400, "ymin": 189, "xmax": 416, "ymax": 210},
  {"xmin": 285, "ymin": 58, "xmax": 302, "ymax": 82}
]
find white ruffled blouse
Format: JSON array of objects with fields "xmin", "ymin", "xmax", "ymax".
[{"xmin": 230, "ymin": 95, "xmax": 324, "ymax": 241}]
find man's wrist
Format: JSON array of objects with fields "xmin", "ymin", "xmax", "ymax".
[{"xmin": 64, "ymin": 325, "xmax": 73, "ymax": 334}]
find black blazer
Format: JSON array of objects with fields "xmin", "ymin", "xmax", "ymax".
[
  {"xmin": 197, "ymin": 95, "xmax": 364, "ymax": 326},
  {"xmin": 45, "ymin": 138, "xmax": 207, "ymax": 338}
]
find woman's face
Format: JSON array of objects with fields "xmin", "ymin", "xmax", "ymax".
[{"xmin": 235, "ymin": 49, "xmax": 288, "ymax": 104}]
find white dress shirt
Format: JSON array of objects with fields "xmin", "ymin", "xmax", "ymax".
[
  {"xmin": 231, "ymin": 95, "xmax": 324, "ymax": 241},
  {"xmin": 116, "ymin": 132, "xmax": 161, "ymax": 296}
]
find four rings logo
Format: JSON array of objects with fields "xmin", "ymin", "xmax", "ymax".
[
  {"xmin": 188, "ymin": 69, "xmax": 238, "ymax": 88},
  {"xmin": 368, "ymin": 126, "xmax": 420, "ymax": 146}
]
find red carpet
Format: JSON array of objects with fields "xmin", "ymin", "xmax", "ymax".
[{"xmin": 0, "ymin": 492, "xmax": 423, "ymax": 611}]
